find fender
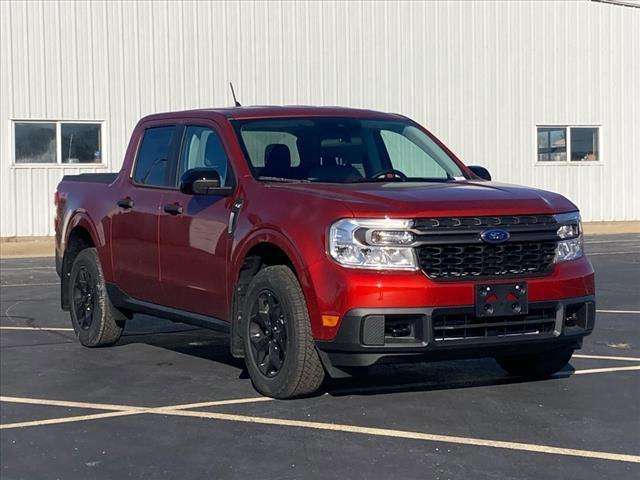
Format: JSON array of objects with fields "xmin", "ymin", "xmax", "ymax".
[
  {"xmin": 229, "ymin": 227, "xmax": 322, "ymax": 329},
  {"xmin": 63, "ymin": 210, "xmax": 112, "ymax": 280}
]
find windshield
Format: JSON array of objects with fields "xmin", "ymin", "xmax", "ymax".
[{"xmin": 233, "ymin": 117, "xmax": 466, "ymax": 183}]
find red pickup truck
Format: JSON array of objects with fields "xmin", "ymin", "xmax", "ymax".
[{"xmin": 55, "ymin": 106, "xmax": 595, "ymax": 398}]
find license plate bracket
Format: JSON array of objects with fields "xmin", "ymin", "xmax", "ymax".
[{"xmin": 475, "ymin": 283, "xmax": 529, "ymax": 317}]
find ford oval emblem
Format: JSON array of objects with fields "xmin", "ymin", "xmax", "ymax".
[{"xmin": 480, "ymin": 228, "xmax": 511, "ymax": 244}]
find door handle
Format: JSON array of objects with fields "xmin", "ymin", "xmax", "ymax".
[
  {"xmin": 163, "ymin": 203, "xmax": 184, "ymax": 215},
  {"xmin": 117, "ymin": 197, "xmax": 134, "ymax": 209}
]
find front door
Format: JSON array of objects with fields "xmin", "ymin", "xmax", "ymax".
[
  {"xmin": 111, "ymin": 124, "xmax": 180, "ymax": 304},
  {"xmin": 158, "ymin": 123, "xmax": 234, "ymax": 320}
]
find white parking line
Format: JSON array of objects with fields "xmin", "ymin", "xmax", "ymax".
[
  {"xmin": 0, "ymin": 267, "xmax": 56, "ymax": 271},
  {"xmin": 0, "ymin": 282, "xmax": 59, "ymax": 287},
  {"xmin": 572, "ymin": 365, "xmax": 640, "ymax": 375},
  {"xmin": 573, "ymin": 353, "xmax": 640, "ymax": 362},
  {"xmin": 0, "ymin": 410, "xmax": 145, "ymax": 429},
  {"xmin": 585, "ymin": 240, "xmax": 640, "ymax": 244},
  {"xmin": 587, "ymin": 250, "xmax": 640, "ymax": 256},
  {"xmin": 154, "ymin": 408, "xmax": 640, "ymax": 464},
  {"xmin": 0, "ymin": 395, "xmax": 638, "ymax": 463},
  {"xmin": 0, "ymin": 326, "xmax": 74, "ymax": 332},
  {"xmin": 0, "ymin": 395, "xmax": 274, "ymax": 430},
  {"xmin": 597, "ymin": 309, "xmax": 640, "ymax": 314},
  {"xmin": 0, "ymin": 395, "xmax": 146, "ymax": 412}
]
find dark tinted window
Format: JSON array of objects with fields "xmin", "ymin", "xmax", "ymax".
[
  {"xmin": 570, "ymin": 127, "xmax": 598, "ymax": 162},
  {"xmin": 133, "ymin": 126, "xmax": 176, "ymax": 186},
  {"xmin": 14, "ymin": 123, "xmax": 56, "ymax": 163},
  {"xmin": 179, "ymin": 126, "xmax": 230, "ymax": 186},
  {"xmin": 537, "ymin": 127, "xmax": 567, "ymax": 162},
  {"xmin": 62, "ymin": 123, "xmax": 102, "ymax": 163}
]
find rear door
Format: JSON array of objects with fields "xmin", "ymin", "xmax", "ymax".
[
  {"xmin": 158, "ymin": 122, "xmax": 235, "ymax": 319},
  {"xmin": 111, "ymin": 124, "xmax": 180, "ymax": 304}
]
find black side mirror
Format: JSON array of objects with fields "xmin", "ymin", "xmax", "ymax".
[
  {"xmin": 180, "ymin": 168, "xmax": 233, "ymax": 196},
  {"xmin": 468, "ymin": 165, "xmax": 492, "ymax": 181}
]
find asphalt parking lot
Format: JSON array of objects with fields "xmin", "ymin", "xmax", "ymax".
[{"xmin": 1, "ymin": 234, "xmax": 639, "ymax": 479}]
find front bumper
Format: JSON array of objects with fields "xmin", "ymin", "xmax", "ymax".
[{"xmin": 316, "ymin": 296, "xmax": 595, "ymax": 373}]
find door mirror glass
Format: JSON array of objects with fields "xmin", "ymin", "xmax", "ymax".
[
  {"xmin": 180, "ymin": 168, "xmax": 233, "ymax": 196},
  {"xmin": 468, "ymin": 165, "xmax": 492, "ymax": 181}
]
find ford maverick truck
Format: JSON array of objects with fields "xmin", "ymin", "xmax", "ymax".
[{"xmin": 55, "ymin": 106, "xmax": 595, "ymax": 398}]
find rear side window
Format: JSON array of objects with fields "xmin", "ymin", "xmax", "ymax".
[
  {"xmin": 133, "ymin": 126, "xmax": 177, "ymax": 187},
  {"xmin": 178, "ymin": 126, "xmax": 231, "ymax": 186}
]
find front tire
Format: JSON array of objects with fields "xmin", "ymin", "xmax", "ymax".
[
  {"xmin": 495, "ymin": 346, "xmax": 574, "ymax": 378},
  {"xmin": 68, "ymin": 248, "xmax": 124, "ymax": 347},
  {"xmin": 242, "ymin": 265, "xmax": 325, "ymax": 398}
]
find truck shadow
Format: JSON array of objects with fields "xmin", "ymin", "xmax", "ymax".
[
  {"xmin": 323, "ymin": 362, "xmax": 576, "ymax": 397},
  {"xmin": 116, "ymin": 319, "xmax": 576, "ymax": 396}
]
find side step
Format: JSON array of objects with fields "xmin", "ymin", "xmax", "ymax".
[{"xmin": 105, "ymin": 283, "xmax": 230, "ymax": 334}]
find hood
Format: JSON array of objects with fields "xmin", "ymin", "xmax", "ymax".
[{"xmin": 267, "ymin": 180, "xmax": 577, "ymax": 218}]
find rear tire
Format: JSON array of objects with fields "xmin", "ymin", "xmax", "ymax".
[
  {"xmin": 495, "ymin": 346, "xmax": 574, "ymax": 378},
  {"xmin": 242, "ymin": 265, "xmax": 325, "ymax": 399},
  {"xmin": 68, "ymin": 248, "xmax": 124, "ymax": 347}
]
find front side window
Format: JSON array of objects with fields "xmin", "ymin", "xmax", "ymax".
[
  {"xmin": 133, "ymin": 126, "xmax": 177, "ymax": 187},
  {"xmin": 234, "ymin": 118, "xmax": 465, "ymax": 183},
  {"xmin": 537, "ymin": 126, "xmax": 599, "ymax": 163},
  {"xmin": 178, "ymin": 126, "xmax": 231, "ymax": 186},
  {"xmin": 14, "ymin": 121, "xmax": 103, "ymax": 165}
]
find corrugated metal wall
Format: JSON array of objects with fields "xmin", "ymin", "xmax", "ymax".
[{"xmin": 1, "ymin": 0, "xmax": 639, "ymax": 236}]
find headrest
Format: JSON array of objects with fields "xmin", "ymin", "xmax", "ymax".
[{"xmin": 263, "ymin": 144, "xmax": 292, "ymax": 177}]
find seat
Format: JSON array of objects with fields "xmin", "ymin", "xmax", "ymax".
[{"xmin": 262, "ymin": 144, "xmax": 292, "ymax": 178}]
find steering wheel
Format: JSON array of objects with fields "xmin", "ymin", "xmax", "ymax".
[{"xmin": 372, "ymin": 169, "xmax": 408, "ymax": 181}]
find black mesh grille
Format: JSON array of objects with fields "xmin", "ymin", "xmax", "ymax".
[
  {"xmin": 432, "ymin": 306, "xmax": 557, "ymax": 342},
  {"xmin": 417, "ymin": 241, "xmax": 557, "ymax": 279}
]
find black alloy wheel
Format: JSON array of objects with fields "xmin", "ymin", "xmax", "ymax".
[
  {"xmin": 68, "ymin": 247, "xmax": 124, "ymax": 347},
  {"xmin": 248, "ymin": 290, "xmax": 288, "ymax": 378},
  {"xmin": 72, "ymin": 266, "xmax": 96, "ymax": 331},
  {"xmin": 241, "ymin": 265, "xmax": 325, "ymax": 398}
]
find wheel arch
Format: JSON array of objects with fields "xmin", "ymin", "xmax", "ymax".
[
  {"xmin": 229, "ymin": 230, "xmax": 320, "ymax": 357},
  {"xmin": 60, "ymin": 216, "xmax": 101, "ymax": 310}
]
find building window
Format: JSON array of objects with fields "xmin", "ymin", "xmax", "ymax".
[
  {"xmin": 14, "ymin": 121, "xmax": 103, "ymax": 165},
  {"xmin": 537, "ymin": 126, "xmax": 599, "ymax": 163}
]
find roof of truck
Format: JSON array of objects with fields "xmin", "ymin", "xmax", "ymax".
[{"xmin": 140, "ymin": 105, "xmax": 408, "ymax": 123}]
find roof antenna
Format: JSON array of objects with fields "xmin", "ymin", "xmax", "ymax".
[{"xmin": 229, "ymin": 82, "xmax": 241, "ymax": 107}]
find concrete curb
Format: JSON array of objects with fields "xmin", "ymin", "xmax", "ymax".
[
  {"xmin": 582, "ymin": 222, "xmax": 640, "ymax": 235},
  {"xmin": 0, "ymin": 238, "xmax": 55, "ymax": 259},
  {"xmin": 1, "ymin": 222, "xmax": 638, "ymax": 259}
]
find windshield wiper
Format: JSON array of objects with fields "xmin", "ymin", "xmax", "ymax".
[
  {"xmin": 348, "ymin": 177, "xmax": 453, "ymax": 184},
  {"xmin": 348, "ymin": 177, "xmax": 404, "ymax": 183},
  {"xmin": 258, "ymin": 176, "xmax": 311, "ymax": 183},
  {"xmin": 407, "ymin": 177, "xmax": 457, "ymax": 183}
]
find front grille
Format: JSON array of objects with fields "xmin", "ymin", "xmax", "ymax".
[
  {"xmin": 413, "ymin": 215, "xmax": 558, "ymax": 280},
  {"xmin": 432, "ymin": 306, "xmax": 557, "ymax": 342},
  {"xmin": 414, "ymin": 215, "xmax": 556, "ymax": 230},
  {"xmin": 417, "ymin": 241, "xmax": 557, "ymax": 279}
]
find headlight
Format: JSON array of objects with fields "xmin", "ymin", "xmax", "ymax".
[
  {"xmin": 554, "ymin": 212, "xmax": 584, "ymax": 262},
  {"xmin": 329, "ymin": 218, "xmax": 418, "ymax": 270}
]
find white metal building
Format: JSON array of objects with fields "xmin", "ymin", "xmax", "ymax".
[{"xmin": 1, "ymin": 0, "xmax": 639, "ymax": 237}]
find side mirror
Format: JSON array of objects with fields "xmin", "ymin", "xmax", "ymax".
[
  {"xmin": 180, "ymin": 168, "xmax": 233, "ymax": 196},
  {"xmin": 468, "ymin": 165, "xmax": 492, "ymax": 181}
]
